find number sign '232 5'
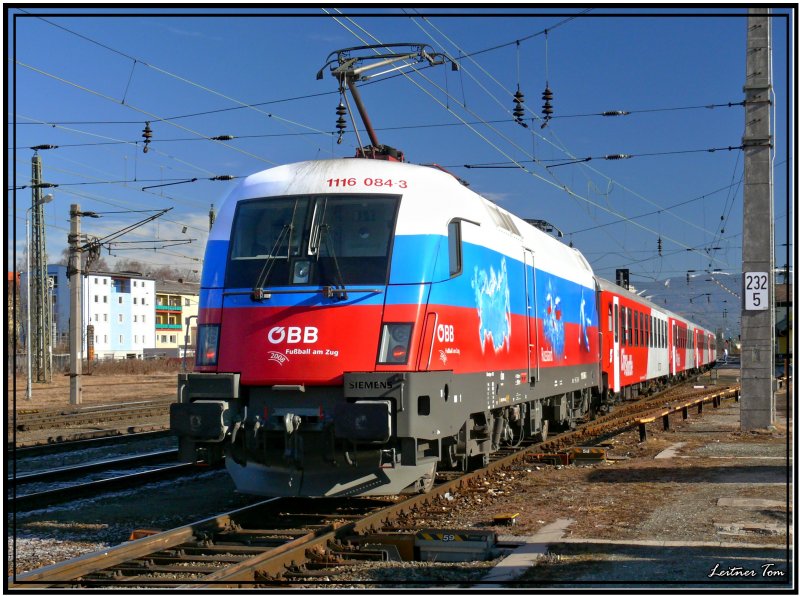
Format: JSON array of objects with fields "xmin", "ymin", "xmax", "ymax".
[{"xmin": 744, "ymin": 272, "xmax": 769, "ymax": 311}]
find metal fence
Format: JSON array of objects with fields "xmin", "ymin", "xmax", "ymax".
[{"xmin": 10, "ymin": 353, "xmax": 77, "ymax": 374}]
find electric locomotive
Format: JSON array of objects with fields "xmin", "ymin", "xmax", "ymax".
[
  {"xmin": 170, "ymin": 43, "xmax": 715, "ymax": 498},
  {"xmin": 170, "ymin": 157, "xmax": 603, "ymax": 497}
]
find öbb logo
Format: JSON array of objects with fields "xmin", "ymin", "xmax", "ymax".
[
  {"xmin": 267, "ymin": 326, "xmax": 319, "ymax": 344},
  {"xmin": 436, "ymin": 324, "xmax": 455, "ymax": 343}
]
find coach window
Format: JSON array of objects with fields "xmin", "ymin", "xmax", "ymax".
[
  {"xmin": 613, "ymin": 304, "xmax": 618, "ymax": 343},
  {"xmin": 608, "ymin": 305, "xmax": 613, "ymax": 333},
  {"xmin": 627, "ymin": 308, "xmax": 632, "ymax": 345},
  {"xmin": 640, "ymin": 312, "xmax": 645, "ymax": 346},
  {"xmin": 626, "ymin": 308, "xmax": 631, "ymax": 345},
  {"xmin": 638, "ymin": 312, "xmax": 643, "ymax": 346},
  {"xmin": 447, "ymin": 220, "xmax": 462, "ymax": 277},
  {"xmin": 638, "ymin": 311, "xmax": 643, "ymax": 347}
]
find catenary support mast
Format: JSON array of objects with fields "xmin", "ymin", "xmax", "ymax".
[{"xmin": 740, "ymin": 8, "xmax": 775, "ymax": 429}]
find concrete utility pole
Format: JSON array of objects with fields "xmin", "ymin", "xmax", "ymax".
[
  {"xmin": 740, "ymin": 8, "xmax": 775, "ymax": 429},
  {"xmin": 69, "ymin": 204, "xmax": 83, "ymax": 405}
]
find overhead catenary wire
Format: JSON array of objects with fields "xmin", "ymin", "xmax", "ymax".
[
  {"xmin": 405, "ymin": 13, "xmax": 748, "ymax": 279},
  {"xmin": 567, "ymin": 177, "xmax": 746, "ymax": 235},
  {"xmin": 19, "ymin": 11, "xmax": 337, "ymax": 155},
  {"xmin": 395, "ymin": 12, "xmax": 730, "ymax": 268},
  {"xmin": 10, "ymin": 174, "xmax": 237, "ymax": 191},
  {"xmin": 15, "ymin": 60, "xmax": 280, "ymax": 167},
  {"xmin": 10, "ymin": 99, "xmax": 745, "ymax": 129},
  {"xmin": 14, "ymin": 114, "xmax": 221, "ymax": 178},
  {"xmin": 15, "ymin": 172, "xmax": 211, "ymax": 236},
  {"xmin": 455, "ymin": 144, "xmax": 744, "ymax": 169},
  {"xmin": 411, "ymin": 14, "xmax": 734, "ymax": 254},
  {"xmin": 15, "ymin": 12, "xmax": 753, "ymax": 280}
]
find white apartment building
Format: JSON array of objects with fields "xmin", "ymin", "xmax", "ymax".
[{"xmin": 83, "ymin": 271, "xmax": 155, "ymax": 359}]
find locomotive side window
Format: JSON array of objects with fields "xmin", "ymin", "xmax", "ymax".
[
  {"xmin": 226, "ymin": 194, "xmax": 400, "ymax": 288},
  {"xmin": 613, "ymin": 304, "xmax": 618, "ymax": 343},
  {"xmin": 608, "ymin": 305, "xmax": 613, "ymax": 333},
  {"xmin": 447, "ymin": 220, "xmax": 462, "ymax": 277}
]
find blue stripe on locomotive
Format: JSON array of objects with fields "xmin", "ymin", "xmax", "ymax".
[{"xmin": 199, "ymin": 234, "xmax": 596, "ymax": 334}]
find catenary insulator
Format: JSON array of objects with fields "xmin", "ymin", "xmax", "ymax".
[
  {"xmin": 513, "ymin": 89, "xmax": 526, "ymax": 124},
  {"xmin": 335, "ymin": 102, "xmax": 347, "ymax": 144},
  {"xmin": 541, "ymin": 86, "xmax": 554, "ymax": 122},
  {"xmin": 142, "ymin": 121, "xmax": 152, "ymax": 153}
]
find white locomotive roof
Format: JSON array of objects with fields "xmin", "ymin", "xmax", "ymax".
[{"xmin": 214, "ymin": 158, "xmax": 596, "ymax": 288}]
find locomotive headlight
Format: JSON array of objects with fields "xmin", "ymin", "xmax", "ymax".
[
  {"xmin": 196, "ymin": 324, "xmax": 220, "ymax": 367},
  {"xmin": 378, "ymin": 323, "xmax": 413, "ymax": 364}
]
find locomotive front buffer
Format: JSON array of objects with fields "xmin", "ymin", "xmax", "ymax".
[{"xmin": 171, "ymin": 370, "xmax": 468, "ymax": 496}]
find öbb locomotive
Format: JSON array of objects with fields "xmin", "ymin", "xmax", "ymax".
[{"xmin": 170, "ymin": 157, "xmax": 716, "ymax": 497}]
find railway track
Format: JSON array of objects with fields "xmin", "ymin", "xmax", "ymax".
[
  {"xmin": 10, "ymin": 378, "xmax": 740, "ymax": 588},
  {"xmin": 9, "ymin": 399, "xmax": 173, "ymax": 434},
  {"xmin": 9, "ymin": 449, "xmax": 178, "ymax": 489},
  {"xmin": 9, "ymin": 455, "xmax": 210, "ymax": 513},
  {"xmin": 7, "ymin": 429, "xmax": 174, "ymax": 458}
]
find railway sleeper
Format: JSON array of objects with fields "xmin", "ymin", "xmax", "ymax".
[
  {"xmin": 180, "ymin": 542, "xmax": 280, "ymax": 553},
  {"xmin": 144, "ymin": 552, "xmax": 249, "ymax": 564},
  {"xmin": 109, "ymin": 563, "xmax": 224, "ymax": 575}
]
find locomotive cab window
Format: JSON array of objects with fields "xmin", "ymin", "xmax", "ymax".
[{"xmin": 226, "ymin": 194, "xmax": 400, "ymax": 288}]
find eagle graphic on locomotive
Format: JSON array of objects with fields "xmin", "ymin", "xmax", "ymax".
[{"xmin": 170, "ymin": 45, "xmax": 716, "ymax": 497}]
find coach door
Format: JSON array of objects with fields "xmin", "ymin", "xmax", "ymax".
[
  {"xmin": 670, "ymin": 321, "xmax": 677, "ymax": 375},
  {"xmin": 613, "ymin": 296, "xmax": 620, "ymax": 392},
  {"xmin": 524, "ymin": 249, "xmax": 539, "ymax": 386}
]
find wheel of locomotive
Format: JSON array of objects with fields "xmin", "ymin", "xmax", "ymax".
[
  {"xmin": 467, "ymin": 452, "xmax": 490, "ymax": 471},
  {"xmin": 534, "ymin": 419, "xmax": 549, "ymax": 443},
  {"xmin": 441, "ymin": 439, "xmax": 465, "ymax": 471},
  {"xmin": 419, "ymin": 462, "xmax": 437, "ymax": 493}
]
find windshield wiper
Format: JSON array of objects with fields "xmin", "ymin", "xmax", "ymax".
[
  {"xmin": 318, "ymin": 224, "xmax": 348, "ymax": 300},
  {"xmin": 251, "ymin": 223, "xmax": 293, "ymax": 301}
]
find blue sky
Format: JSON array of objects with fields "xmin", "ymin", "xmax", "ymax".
[{"xmin": 7, "ymin": 6, "xmax": 795, "ymax": 340}]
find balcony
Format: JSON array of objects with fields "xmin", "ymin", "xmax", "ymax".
[
  {"xmin": 156, "ymin": 323, "xmax": 183, "ymax": 329},
  {"xmin": 156, "ymin": 304, "xmax": 182, "ymax": 311}
]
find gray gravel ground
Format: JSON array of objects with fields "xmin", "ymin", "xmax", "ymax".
[{"xmin": 8, "ymin": 369, "xmax": 792, "ymax": 590}]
